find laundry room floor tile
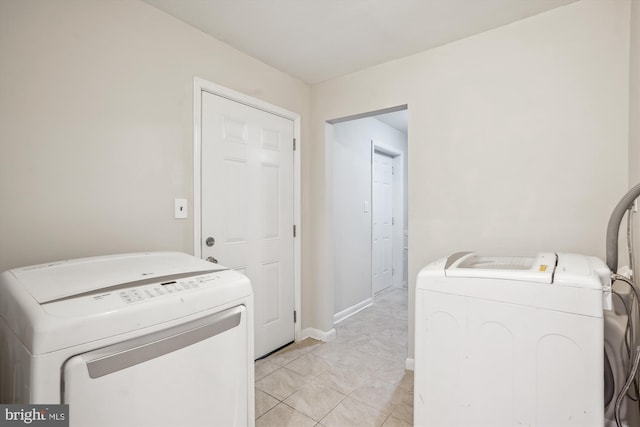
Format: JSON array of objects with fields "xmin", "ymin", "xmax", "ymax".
[
  {"xmin": 381, "ymin": 415, "xmax": 413, "ymax": 427},
  {"xmin": 267, "ymin": 345, "xmax": 307, "ymax": 366},
  {"xmin": 255, "ymin": 359, "xmax": 280, "ymax": 381},
  {"xmin": 255, "ymin": 388, "xmax": 279, "ymax": 418},
  {"xmin": 285, "ymin": 352, "xmax": 333, "ymax": 379},
  {"xmin": 348, "ymin": 378, "xmax": 407, "ymax": 416},
  {"xmin": 283, "ymin": 381, "xmax": 345, "ymax": 421},
  {"xmin": 313, "ymin": 365, "xmax": 370, "ymax": 395},
  {"xmin": 255, "ymin": 367, "xmax": 308, "ymax": 401},
  {"xmin": 255, "ymin": 403, "xmax": 316, "ymax": 427},
  {"xmin": 390, "ymin": 389, "xmax": 414, "ymax": 425},
  {"xmin": 320, "ymin": 396, "xmax": 388, "ymax": 427},
  {"xmin": 254, "ymin": 287, "xmax": 413, "ymax": 426},
  {"xmin": 373, "ymin": 360, "xmax": 414, "ymax": 390}
]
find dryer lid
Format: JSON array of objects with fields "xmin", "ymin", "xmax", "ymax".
[
  {"xmin": 445, "ymin": 252, "xmax": 556, "ymax": 284},
  {"xmin": 10, "ymin": 252, "xmax": 223, "ymax": 303}
]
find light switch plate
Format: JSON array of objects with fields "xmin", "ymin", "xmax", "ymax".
[{"xmin": 174, "ymin": 199, "xmax": 188, "ymax": 219}]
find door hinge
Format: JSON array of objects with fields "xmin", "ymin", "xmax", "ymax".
[
  {"xmin": 392, "ymin": 217, "xmax": 395, "ymax": 225},
  {"xmin": 392, "ymin": 268, "xmax": 395, "ymax": 276},
  {"xmin": 293, "ymin": 224, "xmax": 297, "ymax": 237},
  {"xmin": 293, "ymin": 138, "xmax": 296, "ymax": 151},
  {"xmin": 392, "ymin": 166, "xmax": 395, "ymax": 175},
  {"xmin": 294, "ymin": 310, "xmax": 297, "ymax": 323}
]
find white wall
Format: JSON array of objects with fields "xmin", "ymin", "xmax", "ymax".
[
  {"xmin": 0, "ymin": 1, "xmax": 318, "ymax": 329},
  {"xmin": 632, "ymin": 0, "xmax": 640, "ymax": 184},
  {"xmin": 631, "ymin": 0, "xmax": 640, "ymax": 275},
  {"xmin": 331, "ymin": 116, "xmax": 407, "ymax": 317},
  {"xmin": 311, "ymin": 0, "xmax": 630, "ymax": 358}
]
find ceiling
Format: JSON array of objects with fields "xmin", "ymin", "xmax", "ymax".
[
  {"xmin": 376, "ymin": 111, "xmax": 408, "ymax": 134},
  {"xmin": 143, "ymin": 0, "xmax": 576, "ymax": 85}
]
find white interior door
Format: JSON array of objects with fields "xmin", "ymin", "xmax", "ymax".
[
  {"xmin": 201, "ymin": 92, "xmax": 295, "ymax": 358},
  {"xmin": 372, "ymin": 151, "xmax": 393, "ymax": 294}
]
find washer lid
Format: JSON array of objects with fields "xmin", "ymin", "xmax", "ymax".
[
  {"xmin": 445, "ymin": 252, "xmax": 556, "ymax": 283},
  {"xmin": 11, "ymin": 252, "xmax": 223, "ymax": 303}
]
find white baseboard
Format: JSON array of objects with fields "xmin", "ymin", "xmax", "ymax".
[
  {"xmin": 333, "ymin": 297, "xmax": 373, "ymax": 325},
  {"xmin": 405, "ymin": 358, "xmax": 415, "ymax": 371},
  {"xmin": 301, "ymin": 327, "xmax": 336, "ymax": 342}
]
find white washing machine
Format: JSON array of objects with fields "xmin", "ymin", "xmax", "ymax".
[
  {"xmin": 414, "ymin": 252, "xmax": 610, "ymax": 427},
  {"xmin": 0, "ymin": 252, "xmax": 254, "ymax": 427}
]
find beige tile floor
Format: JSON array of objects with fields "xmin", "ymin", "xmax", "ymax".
[{"xmin": 255, "ymin": 287, "xmax": 413, "ymax": 427}]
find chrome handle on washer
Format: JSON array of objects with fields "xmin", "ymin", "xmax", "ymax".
[{"xmin": 83, "ymin": 306, "xmax": 243, "ymax": 378}]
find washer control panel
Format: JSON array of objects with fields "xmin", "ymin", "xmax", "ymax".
[
  {"xmin": 44, "ymin": 272, "xmax": 228, "ymax": 316},
  {"xmin": 117, "ymin": 276, "xmax": 214, "ymax": 304}
]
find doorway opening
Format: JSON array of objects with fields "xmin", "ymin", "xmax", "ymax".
[{"xmin": 328, "ymin": 106, "xmax": 408, "ymax": 324}]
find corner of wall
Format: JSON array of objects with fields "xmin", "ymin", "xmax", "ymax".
[{"xmin": 630, "ymin": 0, "xmax": 640, "ymax": 186}]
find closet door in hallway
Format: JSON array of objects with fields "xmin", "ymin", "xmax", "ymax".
[{"xmin": 372, "ymin": 150, "xmax": 394, "ymax": 294}]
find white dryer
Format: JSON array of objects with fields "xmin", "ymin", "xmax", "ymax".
[
  {"xmin": 414, "ymin": 252, "xmax": 610, "ymax": 427},
  {"xmin": 0, "ymin": 252, "xmax": 254, "ymax": 427}
]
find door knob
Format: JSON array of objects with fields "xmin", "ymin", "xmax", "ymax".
[
  {"xmin": 205, "ymin": 237, "xmax": 215, "ymax": 247},
  {"xmin": 206, "ymin": 256, "xmax": 218, "ymax": 264}
]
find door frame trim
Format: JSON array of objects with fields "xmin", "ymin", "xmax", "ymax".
[{"xmin": 193, "ymin": 77, "xmax": 302, "ymax": 343}]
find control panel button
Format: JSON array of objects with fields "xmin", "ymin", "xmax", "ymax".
[{"xmin": 116, "ymin": 273, "xmax": 220, "ymax": 304}]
